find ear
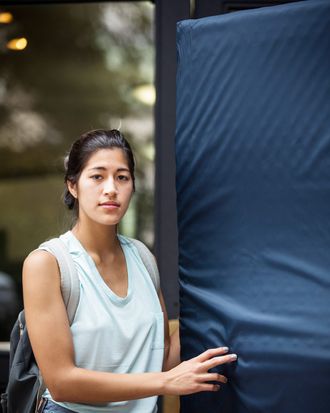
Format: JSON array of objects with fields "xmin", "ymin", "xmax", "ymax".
[{"xmin": 67, "ymin": 180, "xmax": 78, "ymax": 199}]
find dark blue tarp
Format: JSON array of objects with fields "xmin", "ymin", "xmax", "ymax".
[{"xmin": 175, "ymin": 1, "xmax": 330, "ymax": 412}]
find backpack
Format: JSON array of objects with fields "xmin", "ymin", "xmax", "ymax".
[{"xmin": 0, "ymin": 236, "xmax": 160, "ymax": 413}]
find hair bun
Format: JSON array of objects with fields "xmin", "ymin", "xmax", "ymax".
[{"xmin": 63, "ymin": 189, "xmax": 76, "ymax": 210}]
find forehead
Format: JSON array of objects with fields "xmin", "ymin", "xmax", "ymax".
[{"xmin": 84, "ymin": 148, "xmax": 129, "ymax": 169}]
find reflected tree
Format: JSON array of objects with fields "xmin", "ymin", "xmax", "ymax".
[{"xmin": 0, "ymin": 3, "xmax": 154, "ymax": 174}]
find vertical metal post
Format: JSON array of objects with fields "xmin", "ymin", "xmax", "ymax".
[
  {"xmin": 194, "ymin": 0, "xmax": 221, "ymax": 18},
  {"xmin": 154, "ymin": 0, "xmax": 190, "ymax": 319}
]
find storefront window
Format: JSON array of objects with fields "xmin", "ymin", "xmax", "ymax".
[{"xmin": 0, "ymin": 2, "xmax": 155, "ymax": 333}]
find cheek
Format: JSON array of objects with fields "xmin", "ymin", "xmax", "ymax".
[
  {"xmin": 126, "ymin": 186, "xmax": 134, "ymax": 199},
  {"xmin": 76, "ymin": 182, "xmax": 99, "ymax": 201},
  {"xmin": 121, "ymin": 187, "xmax": 134, "ymax": 206}
]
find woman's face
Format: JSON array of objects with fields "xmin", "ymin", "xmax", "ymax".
[{"xmin": 68, "ymin": 148, "xmax": 134, "ymax": 228}]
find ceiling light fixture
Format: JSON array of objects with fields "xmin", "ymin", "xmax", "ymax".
[
  {"xmin": 0, "ymin": 12, "xmax": 13, "ymax": 24},
  {"xmin": 7, "ymin": 37, "xmax": 28, "ymax": 51}
]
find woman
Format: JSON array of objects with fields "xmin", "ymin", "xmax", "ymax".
[{"xmin": 23, "ymin": 129, "xmax": 237, "ymax": 413}]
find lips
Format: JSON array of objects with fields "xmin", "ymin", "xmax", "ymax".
[{"xmin": 100, "ymin": 201, "xmax": 120, "ymax": 207}]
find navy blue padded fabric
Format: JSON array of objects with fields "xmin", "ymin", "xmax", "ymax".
[{"xmin": 176, "ymin": 1, "xmax": 330, "ymax": 412}]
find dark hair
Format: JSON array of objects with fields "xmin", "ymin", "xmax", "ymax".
[{"xmin": 63, "ymin": 129, "xmax": 135, "ymax": 215}]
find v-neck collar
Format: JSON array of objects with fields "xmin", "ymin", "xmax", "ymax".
[{"xmin": 66, "ymin": 230, "xmax": 133, "ymax": 304}]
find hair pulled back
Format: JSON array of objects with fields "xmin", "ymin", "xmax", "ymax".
[{"xmin": 63, "ymin": 129, "xmax": 135, "ymax": 215}]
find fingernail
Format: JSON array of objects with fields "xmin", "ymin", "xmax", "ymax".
[
  {"xmin": 222, "ymin": 346, "xmax": 229, "ymax": 352},
  {"xmin": 230, "ymin": 354, "xmax": 237, "ymax": 360}
]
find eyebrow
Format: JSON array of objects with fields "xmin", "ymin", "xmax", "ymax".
[{"xmin": 88, "ymin": 166, "xmax": 130, "ymax": 173}]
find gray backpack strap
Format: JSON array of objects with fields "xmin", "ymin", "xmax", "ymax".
[
  {"xmin": 129, "ymin": 238, "xmax": 160, "ymax": 292},
  {"xmin": 33, "ymin": 238, "xmax": 80, "ymax": 411},
  {"xmin": 38, "ymin": 238, "xmax": 80, "ymax": 325}
]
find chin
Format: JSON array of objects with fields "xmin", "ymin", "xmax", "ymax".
[
  {"xmin": 88, "ymin": 216, "xmax": 120, "ymax": 227},
  {"xmin": 101, "ymin": 218, "xmax": 121, "ymax": 226},
  {"xmin": 88, "ymin": 210, "xmax": 127, "ymax": 227}
]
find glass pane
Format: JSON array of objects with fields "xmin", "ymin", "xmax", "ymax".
[{"xmin": 0, "ymin": 2, "xmax": 155, "ymax": 338}]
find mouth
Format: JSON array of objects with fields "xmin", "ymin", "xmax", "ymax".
[{"xmin": 99, "ymin": 202, "xmax": 120, "ymax": 208}]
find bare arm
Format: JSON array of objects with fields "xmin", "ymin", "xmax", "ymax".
[{"xmin": 23, "ymin": 251, "xmax": 237, "ymax": 404}]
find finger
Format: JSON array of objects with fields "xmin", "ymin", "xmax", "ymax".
[
  {"xmin": 203, "ymin": 353, "xmax": 237, "ymax": 370},
  {"xmin": 195, "ymin": 347, "xmax": 229, "ymax": 362},
  {"xmin": 199, "ymin": 383, "xmax": 221, "ymax": 392},
  {"xmin": 197, "ymin": 373, "xmax": 228, "ymax": 384}
]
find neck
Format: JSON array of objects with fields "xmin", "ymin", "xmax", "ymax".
[{"xmin": 71, "ymin": 221, "xmax": 120, "ymax": 260}]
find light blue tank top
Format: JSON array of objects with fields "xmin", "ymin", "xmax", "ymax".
[{"xmin": 42, "ymin": 230, "xmax": 164, "ymax": 413}]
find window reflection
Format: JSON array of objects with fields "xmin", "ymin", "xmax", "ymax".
[{"xmin": 0, "ymin": 2, "xmax": 155, "ymax": 334}]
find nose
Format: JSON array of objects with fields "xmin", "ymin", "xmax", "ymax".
[{"xmin": 103, "ymin": 177, "xmax": 118, "ymax": 196}]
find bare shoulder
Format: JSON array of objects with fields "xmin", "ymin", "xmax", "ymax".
[
  {"xmin": 23, "ymin": 249, "xmax": 60, "ymax": 286},
  {"xmin": 24, "ymin": 248, "xmax": 58, "ymax": 273}
]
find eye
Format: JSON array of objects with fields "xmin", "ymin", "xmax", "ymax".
[
  {"xmin": 90, "ymin": 174, "xmax": 103, "ymax": 180},
  {"xmin": 118, "ymin": 175, "xmax": 130, "ymax": 181}
]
